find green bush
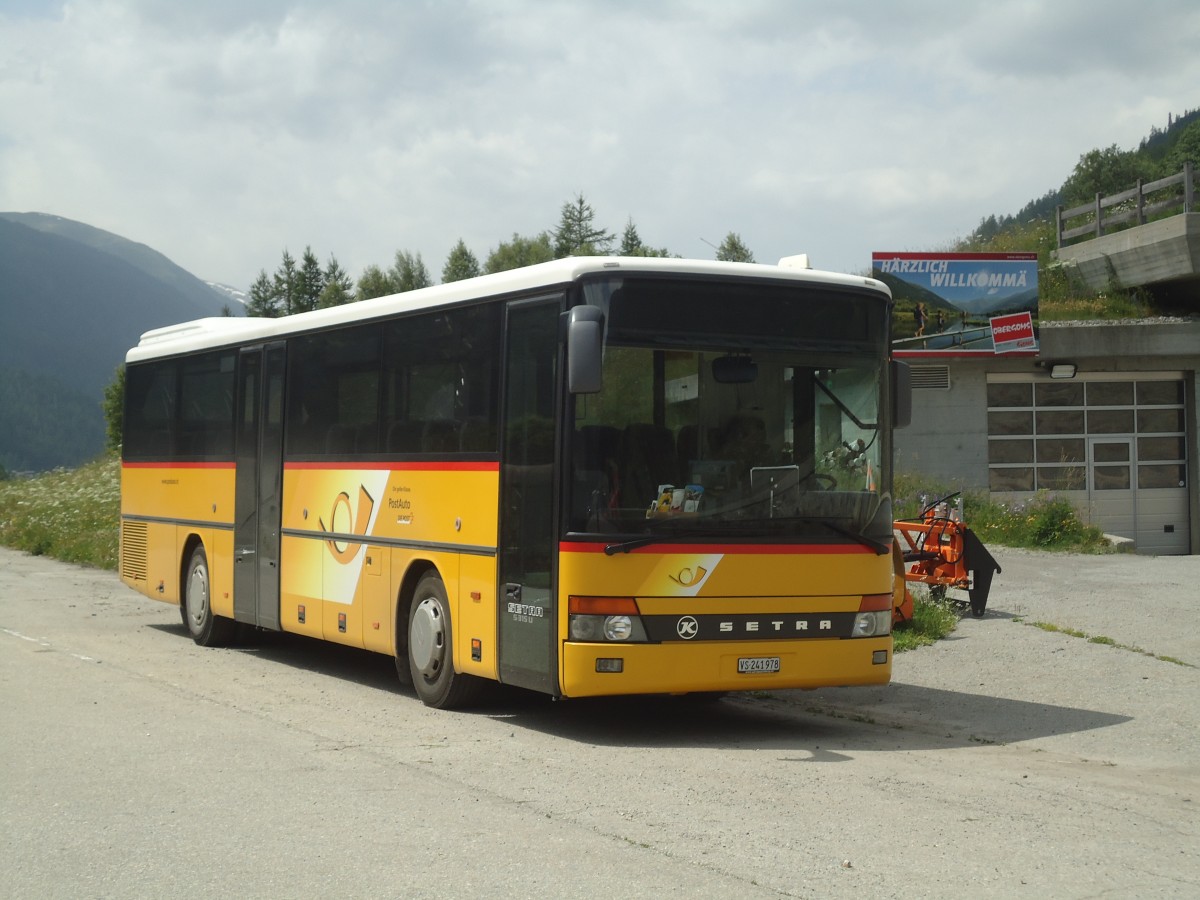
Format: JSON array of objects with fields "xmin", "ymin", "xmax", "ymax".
[{"xmin": 894, "ymin": 475, "xmax": 1110, "ymax": 553}]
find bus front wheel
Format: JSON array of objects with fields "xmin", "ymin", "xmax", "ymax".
[
  {"xmin": 406, "ymin": 571, "xmax": 483, "ymax": 709},
  {"xmin": 182, "ymin": 546, "xmax": 235, "ymax": 647}
]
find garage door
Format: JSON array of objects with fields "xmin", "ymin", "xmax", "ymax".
[{"xmin": 986, "ymin": 374, "xmax": 1189, "ymax": 555}]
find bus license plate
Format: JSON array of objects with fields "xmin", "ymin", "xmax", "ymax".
[{"xmin": 738, "ymin": 656, "xmax": 781, "ymax": 674}]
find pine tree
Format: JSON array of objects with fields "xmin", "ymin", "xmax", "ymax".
[
  {"xmin": 619, "ymin": 218, "xmax": 673, "ymax": 257},
  {"xmin": 356, "ymin": 264, "xmax": 393, "ymax": 301},
  {"xmin": 273, "ymin": 249, "xmax": 299, "ymax": 315},
  {"xmin": 294, "ymin": 246, "xmax": 324, "ymax": 314},
  {"xmin": 246, "ymin": 269, "xmax": 280, "ymax": 317},
  {"xmin": 442, "ymin": 239, "xmax": 481, "ymax": 283},
  {"xmin": 389, "ymin": 249, "xmax": 432, "ymax": 292},
  {"xmin": 553, "ymin": 193, "xmax": 613, "ymax": 258},
  {"xmin": 318, "ymin": 254, "xmax": 354, "ymax": 307}
]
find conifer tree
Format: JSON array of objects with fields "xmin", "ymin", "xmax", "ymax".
[
  {"xmin": 619, "ymin": 218, "xmax": 673, "ymax": 257},
  {"xmin": 442, "ymin": 239, "xmax": 481, "ymax": 283},
  {"xmin": 294, "ymin": 246, "xmax": 324, "ymax": 314},
  {"xmin": 389, "ymin": 249, "xmax": 432, "ymax": 292},
  {"xmin": 273, "ymin": 249, "xmax": 299, "ymax": 315},
  {"xmin": 246, "ymin": 269, "xmax": 280, "ymax": 317},
  {"xmin": 356, "ymin": 264, "xmax": 393, "ymax": 301},
  {"xmin": 553, "ymin": 193, "xmax": 613, "ymax": 257},
  {"xmin": 318, "ymin": 254, "xmax": 354, "ymax": 307}
]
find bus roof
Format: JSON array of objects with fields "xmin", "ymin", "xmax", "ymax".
[{"xmin": 126, "ymin": 256, "xmax": 890, "ymax": 363}]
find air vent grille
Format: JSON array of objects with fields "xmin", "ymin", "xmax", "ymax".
[
  {"xmin": 120, "ymin": 522, "xmax": 148, "ymax": 581},
  {"xmin": 911, "ymin": 365, "xmax": 950, "ymax": 390}
]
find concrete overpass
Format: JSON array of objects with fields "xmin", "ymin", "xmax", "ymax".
[{"xmin": 1053, "ymin": 162, "xmax": 1199, "ymax": 295}]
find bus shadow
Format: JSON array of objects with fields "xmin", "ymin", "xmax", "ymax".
[
  {"xmin": 148, "ymin": 623, "xmax": 1131, "ymax": 755},
  {"xmin": 150, "ymin": 622, "xmax": 406, "ymax": 696},
  {"xmin": 484, "ymin": 686, "xmax": 1132, "ymax": 755}
]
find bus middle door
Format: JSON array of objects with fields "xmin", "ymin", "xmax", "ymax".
[{"xmin": 233, "ymin": 342, "xmax": 285, "ymax": 630}]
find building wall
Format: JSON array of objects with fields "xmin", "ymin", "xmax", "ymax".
[
  {"xmin": 896, "ymin": 321, "xmax": 1200, "ymax": 555},
  {"xmin": 895, "ymin": 360, "xmax": 990, "ymax": 488}
]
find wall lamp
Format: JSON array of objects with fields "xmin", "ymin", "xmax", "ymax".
[{"xmin": 1041, "ymin": 361, "xmax": 1078, "ymax": 379}]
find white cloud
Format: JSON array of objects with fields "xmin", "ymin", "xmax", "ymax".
[{"xmin": 1, "ymin": 0, "xmax": 1197, "ymax": 285}]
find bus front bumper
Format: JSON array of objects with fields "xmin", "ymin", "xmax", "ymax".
[{"xmin": 560, "ymin": 637, "xmax": 892, "ymax": 698}]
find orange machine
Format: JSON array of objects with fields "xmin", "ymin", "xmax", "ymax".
[{"xmin": 893, "ymin": 492, "xmax": 1001, "ymax": 620}]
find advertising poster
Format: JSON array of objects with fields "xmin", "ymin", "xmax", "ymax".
[{"xmin": 871, "ymin": 252, "xmax": 1039, "ymax": 357}]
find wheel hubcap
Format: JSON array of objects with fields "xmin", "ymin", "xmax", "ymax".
[
  {"xmin": 410, "ymin": 597, "xmax": 446, "ymax": 679},
  {"xmin": 187, "ymin": 564, "xmax": 208, "ymax": 628}
]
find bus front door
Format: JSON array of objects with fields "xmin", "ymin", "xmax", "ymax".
[
  {"xmin": 497, "ymin": 299, "xmax": 561, "ymax": 694},
  {"xmin": 233, "ymin": 342, "xmax": 285, "ymax": 630}
]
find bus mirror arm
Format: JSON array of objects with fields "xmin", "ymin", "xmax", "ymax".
[{"xmin": 566, "ymin": 306, "xmax": 604, "ymax": 394}]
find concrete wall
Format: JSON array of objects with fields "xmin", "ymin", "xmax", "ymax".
[
  {"xmin": 895, "ymin": 360, "xmax": 990, "ymax": 488},
  {"xmin": 1054, "ymin": 212, "xmax": 1200, "ymax": 291}
]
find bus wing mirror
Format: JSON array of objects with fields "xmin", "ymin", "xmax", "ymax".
[
  {"xmin": 892, "ymin": 359, "xmax": 912, "ymax": 429},
  {"xmin": 567, "ymin": 305, "xmax": 604, "ymax": 394}
]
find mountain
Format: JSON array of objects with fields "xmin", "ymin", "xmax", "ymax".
[{"xmin": 0, "ymin": 213, "xmax": 238, "ymax": 473}]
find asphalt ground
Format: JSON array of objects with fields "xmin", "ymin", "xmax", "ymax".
[{"xmin": 1, "ymin": 545, "xmax": 1197, "ymax": 898}]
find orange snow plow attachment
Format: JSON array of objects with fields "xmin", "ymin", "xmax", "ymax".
[{"xmin": 893, "ymin": 492, "xmax": 1001, "ymax": 621}]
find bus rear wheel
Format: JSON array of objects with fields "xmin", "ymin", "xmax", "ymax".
[
  {"xmin": 182, "ymin": 546, "xmax": 235, "ymax": 647},
  {"xmin": 406, "ymin": 571, "xmax": 484, "ymax": 709}
]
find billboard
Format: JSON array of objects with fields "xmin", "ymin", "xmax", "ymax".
[{"xmin": 872, "ymin": 252, "xmax": 1039, "ymax": 357}]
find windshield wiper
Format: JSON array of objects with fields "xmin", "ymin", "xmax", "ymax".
[
  {"xmin": 604, "ymin": 536, "xmax": 663, "ymax": 555},
  {"xmin": 602, "ymin": 523, "xmax": 741, "ymax": 555}
]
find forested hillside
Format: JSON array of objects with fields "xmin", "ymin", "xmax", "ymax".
[
  {"xmin": 0, "ymin": 214, "xmax": 233, "ymax": 473},
  {"xmin": 958, "ymin": 107, "xmax": 1199, "ymax": 311}
]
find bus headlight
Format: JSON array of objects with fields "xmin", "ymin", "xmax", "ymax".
[
  {"xmin": 852, "ymin": 610, "xmax": 892, "ymax": 638},
  {"xmin": 568, "ymin": 597, "xmax": 648, "ymax": 643},
  {"xmin": 603, "ymin": 615, "xmax": 633, "ymax": 641},
  {"xmin": 852, "ymin": 594, "xmax": 893, "ymax": 638}
]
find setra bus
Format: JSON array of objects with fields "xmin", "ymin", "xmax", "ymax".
[{"xmin": 119, "ymin": 256, "xmax": 910, "ymax": 708}]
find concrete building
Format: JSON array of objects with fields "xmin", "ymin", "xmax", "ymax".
[{"xmin": 896, "ymin": 319, "xmax": 1200, "ymax": 555}]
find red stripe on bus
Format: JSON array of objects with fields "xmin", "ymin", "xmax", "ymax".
[
  {"xmin": 122, "ymin": 461, "xmax": 235, "ymax": 469},
  {"xmin": 560, "ymin": 542, "xmax": 879, "ymax": 555},
  {"xmin": 283, "ymin": 460, "xmax": 500, "ymax": 472}
]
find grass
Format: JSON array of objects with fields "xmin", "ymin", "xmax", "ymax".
[
  {"xmin": 0, "ymin": 454, "xmax": 120, "ymax": 569},
  {"xmin": 1023, "ymin": 620, "xmax": 1194, "ymax": 667},
  {"xmin": 892, "ymin": 588, "xmax": 961, "ymax": 652}
]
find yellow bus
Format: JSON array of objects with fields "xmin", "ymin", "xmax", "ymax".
[{"xmin": 119, "ymin": 256, "xmax": 909, "ymax": 708}]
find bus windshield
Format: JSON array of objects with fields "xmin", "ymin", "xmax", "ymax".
[{"xmin": 567, "ymin": 274, "xmax": 892, "ymax": 544}]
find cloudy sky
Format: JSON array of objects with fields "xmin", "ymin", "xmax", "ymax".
[{"xmin": 2, "ymin": 0, "xmax": 1197, "ymax": 290}]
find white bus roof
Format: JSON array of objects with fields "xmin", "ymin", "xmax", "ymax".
[{"xmin": 126, "ymin": 256, "xmax": 889, "ymax": 363}]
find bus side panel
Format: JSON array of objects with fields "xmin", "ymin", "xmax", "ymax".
[
  {"xmin": 146, "ymin": 520, "xmax": 180, "ymax": 603},
  {"xmin": 206, "ymin": 527, "xmax": 236, "ymax": 620},
  {"xmin": 121, "ymin": 463, "xmax": 236, "ymax": 525},
  {"xmin": 119, "ymin": 462, "xmax": 235, "ymax": 605},
  {"xmin": 280, "ymin": 534, "xmax": 325, "ymax": 640},
  {"xmin": 455, "ymin": 553, "xmax": 499, "ymax": 680},
  {"xmin": 361, "ymin": 545, "xmax": 391, "ymax": 654},
  {"xmin": 280, "ymin": 464, "xmax": 500, "ymax": 659},
  {"xmin": 557, "ymin": 544, "xmax": 894, "ymax": 697}
]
